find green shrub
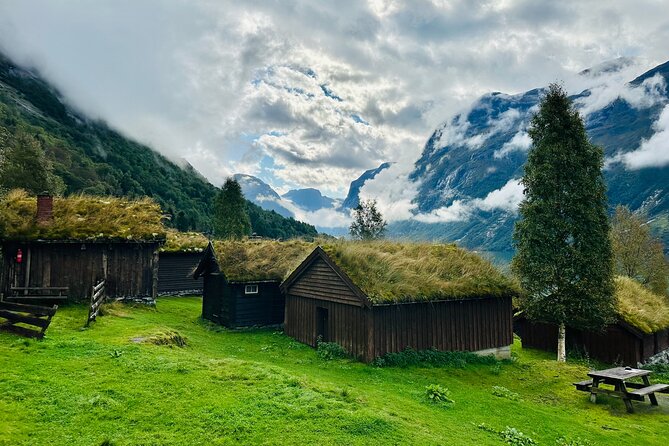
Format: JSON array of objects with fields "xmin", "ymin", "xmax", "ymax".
[
  {"xmin": 372, "ymin": 347, "xmax": 501, "ymax": 368},
  {"xmin": 492, "ymin": 385, "xmax": 520, "ymax": 401},
  {"xmin": 316, "ymin": 337, "xmax": 347, "ymax": 360},
  {"xmin": 500, "ymin": 427, "xmax": 537, "ymax": 446},
  {"xmin": 424, "ymin": 384, "xmax": 454, "ymax": 404}
]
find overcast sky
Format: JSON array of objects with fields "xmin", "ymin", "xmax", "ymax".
[{"xmin": 0, "ymin": 0, "xmax": 668, "ymax": 199}]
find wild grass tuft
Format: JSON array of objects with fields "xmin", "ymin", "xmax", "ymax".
[
  {"xmin": 0, "ymin": 189, "xmax": 165, "ymax": 241},
  {"xmin": 615, "ymin": 276, "xmax": 669, "ymax": 333},
  {"xmin": 144, "ymin": 330, "xmax": 188, "ymax": 347}
]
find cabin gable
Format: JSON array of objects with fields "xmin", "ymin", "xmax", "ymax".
[{"xmin": 282, "ymin": 247, "xmax": 369, "ymax": 308}]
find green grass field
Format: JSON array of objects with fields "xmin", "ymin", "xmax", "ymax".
[{"xmin": 0, "ymin": 297, "xmax": 667, "ymax": 445}]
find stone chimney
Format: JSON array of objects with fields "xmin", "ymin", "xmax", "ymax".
[{"xmin": 36, "ymin": 193, "xmax": 53, "ymax": 225}]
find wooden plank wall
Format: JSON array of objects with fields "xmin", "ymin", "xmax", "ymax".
[
  {"xmin": 1, "ymin": 242, "xmax": 158, "ymax": 302},
  {"xmin": 514, "ymin": 319, "xmax": 650, "ymax": 365},
  {"xmin": 229, "ymin": 282, "xmax": 284, "ymax": 327},
  {"xmin": 288, "ymin": 257, "xmax": 363, "ymax": 306},
  {"xmin": 157, "ymin": 252, "xmax": 203, "ymax": 294},
  {"xmin": 284, "ymin": 295, "xmax": 369, "ymax": 360},
  {"xmin": 201, "ymin": 273, "xmax": 225, "ymax": 323},
  {"xmin": 371, "ymin": 296, "xmax": 513, "ymax": 360}
]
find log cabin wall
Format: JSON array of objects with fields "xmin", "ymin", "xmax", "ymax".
[
  {"xmin": 1, "ymin": 241, "xmax": 159, "ymax": 302},
  {"xmin": 158, "ymin": 252, "xmax": 203, "ymax": 295}
]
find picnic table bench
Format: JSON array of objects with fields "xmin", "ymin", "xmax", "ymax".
[{"xmin": 574, "ymin": 366, "xmax": 669, "ymax": 413}]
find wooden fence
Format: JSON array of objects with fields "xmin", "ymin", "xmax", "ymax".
[
  {"xmin": 0, "ymin": 301, "xmax": 58, "ymax": 339},
  {"xmin": 86, "ymin": 279, "xmax": 106, "ymax": 327}
]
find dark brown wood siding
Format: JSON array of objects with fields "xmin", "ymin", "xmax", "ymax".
[
  {"xmin": 513, "ymin": 319, "xmax": 662, "ymax": 365},
  {"xmin": 201, "ymin": 276, "xmax": 284, "ymax": 328},
  {"xmin": 288, "ymin": 257, "xmax": 363, "ymax": 306},
  {"xmin": 158, "ymin": 252, "xmax": 203, "ymax": 294},
  {"xmin": 1, "ymin": 241, "xmax": 158, "ymax": 302},
  {"xmin": 284, "ymin": 294, "xmax": 370, "ymax": 360},
  {"xmin": 370, "ymin": 297, "xmax": 513, "ymax": 360}
]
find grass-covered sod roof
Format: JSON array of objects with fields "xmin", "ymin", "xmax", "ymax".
[
  {"xmin": 161, "ymin": 230, "xmax": 209, "ymax": 253},
  {"xmin": 0, "ymin": 189, "xmax": 166, "ymax": 242},
  {"xmin": 615, "ymin": 276, "xmax": 669, "ymax": 334},
  {"xmin": 210, "ymin": 239, "xmax": 518, "ymax": 302},
  {"xmin": 212, "ymin": 239, "xmax": 317, "ymax": 282},
  {"xmin": 320, "ymin": 241, "xmax": 518, "ymax": 304}
]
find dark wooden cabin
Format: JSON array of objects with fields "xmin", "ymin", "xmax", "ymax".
[
  {"xmin": 514, "ymin": 317, "xmax": 668, "ymax": 365},
  {"xmin": 158, "ymin": 251, "xmax": 203, "ymax": 295},
  {"xmin": 514, "ymin": 277, "xmax": 669, "ymax": 365},
  {"xmin": 0, "ymin": 192, "xmax": 164, "ymax": 302},
  {"xmin": 282, "ymin": 245, "xmax": 517, "ymax": 363},
  {"xmin": 194, "ymin": 240, "xmax": 313, "ymax": 328}
]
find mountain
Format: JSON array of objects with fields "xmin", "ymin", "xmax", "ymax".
[
  {"xmin": 233, "ymin": 174, "xmax": 294, "ymax": 218},
  {"xmin": 283, "ymin": 188, "xmax": 336, "ymax": 212},
  {"xmin": 341, "ymin": 162, "xmax": 392, "ymax": 209},
  {"xmin": 398, "ymin": 60, "xmax": 669, "ymax": 251},
  {"xmin": 0, "ymin": 51, "xmax": 317, "ymax": 239}
]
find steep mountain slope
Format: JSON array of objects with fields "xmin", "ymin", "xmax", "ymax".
[
  {"xmin": 233, "ymin": 173, "xmax": 294, "ymax": 218},
  {"xmin": 398, "ymin": 61, "xmax": 669, "ymax": 251},
  {"xmin": 0, "ymin": 52, "xmax": 316, "ymax": 239},
  {"xmin": 341, "ymin": 162, "xmax": 392, "ymax": 209}
]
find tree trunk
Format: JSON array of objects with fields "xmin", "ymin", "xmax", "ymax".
[{"xmin": 557, "ymin": 323, "xmax": 566, "ymax": 362}]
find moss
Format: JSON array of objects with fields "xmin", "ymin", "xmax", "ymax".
[
  {"xmin": 0, "ymin": 189, "xmax": 166, "ymax": 242},
  {"xmin": 615, "ymin": 276, "xmax": 669, "ymax": 334},
  {"xmin": 161, "ymin": 230, "xmax": 208, "ymax": 253},
  {"xmin": 322, "ymin": 241, "xmax": 519, "ymax": 304}
]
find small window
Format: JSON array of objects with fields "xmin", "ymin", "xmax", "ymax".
[{"xmin": 245, "ymin": 284, "xmax": 259, "ymax": 295}]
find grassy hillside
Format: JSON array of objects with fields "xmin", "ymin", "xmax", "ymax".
[
  {"xmin": 0, "ymin": 297, "xmax": 667, "ymax": 445},
  {"xmin": 0, "ymin": 52, "xmax": 317, "ymax": 239}
]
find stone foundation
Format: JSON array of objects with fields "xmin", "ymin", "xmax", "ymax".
[{"xmin": 474, "ymin": 345, "xmax": 511, "ymax": 360}]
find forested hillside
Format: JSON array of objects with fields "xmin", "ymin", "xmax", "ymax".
[{"xmin": 0, "ymin": 52, "xmax": 316, "ymax": 239}]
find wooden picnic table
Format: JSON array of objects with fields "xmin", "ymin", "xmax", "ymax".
[{"xmin": 574, "ymin": 366, "xmax": 669, "ymax": 413}]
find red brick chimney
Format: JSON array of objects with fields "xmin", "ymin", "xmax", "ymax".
[{"xmin": 36, "ymin": 193, "xmax": 53, "ymax": 225}]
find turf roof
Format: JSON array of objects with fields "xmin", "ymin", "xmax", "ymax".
[
  {"xmin": 161, "ymin": 230, "xmax": 209, "ymax": 253},
  {"xmin": 320, "ymin": 241, "xmax": 519, "ymax": 304},
  {"xmin": 615, "ymin": 276, "xmax": 669, "ymax": 334},
  {"xmin": 212, "ymin": 239, "xmax": 317, "ymax": 282},
  {"xmin": 211, "ymin": 239, "xmax": 518, "ymax": 302},
  {"xmin": 0, "ymin": 189, "xmax": 166, "ymax": 242}
]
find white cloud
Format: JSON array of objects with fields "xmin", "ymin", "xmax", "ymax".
[
  {"xmin": 359, "ymin": 162, "xmax": 420, "ymax": 222},
  {"xmin": 617, "ymin": 104, "xmax": 669, "ymax": 169},
  {"xmin": 413, "ymin": 178, "xmax": 524, "ymax": 223},
  {"xmin": 494, "ymin": 130, "xmax": 532, "ymax": 158}
]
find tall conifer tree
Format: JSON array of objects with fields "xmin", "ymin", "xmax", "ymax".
[
  {"xmin": 512, "ymin": 83, "xmax": 615, "ymax": 362},
  {"xmin": 213, "ymin": 178, "xmax": 251, "ymax": 239}
]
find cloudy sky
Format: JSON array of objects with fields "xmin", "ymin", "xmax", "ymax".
[{"xmin": 0, "ymin": 0, "xmax": 668, "ymax": 203}]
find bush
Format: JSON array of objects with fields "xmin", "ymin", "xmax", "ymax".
[
  {"xmin": 316, "ymin": 337, "xmax": 347, "ymax": 360},
  {"xmin": 424, "ymin": 384, "xmax": 454, "ymax": 404},
  {"xmin": 492, "ymin": 386, "xmax": 521, "ymax": 401},
  {"xmin": 145, "ymin": 330, "xmax": 188, "ymax": 347},
  {"xmin": 500, "ymin": 427, "xmax": 537, "ymax": 446},
  {"xmin": 372, "ymin": 347, "xmax": 501, "ymax": 368}
]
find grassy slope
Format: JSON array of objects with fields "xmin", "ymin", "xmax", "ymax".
[{"xmin": 0, "ymin": 297, "xmax": 667, "ymax": 446}]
